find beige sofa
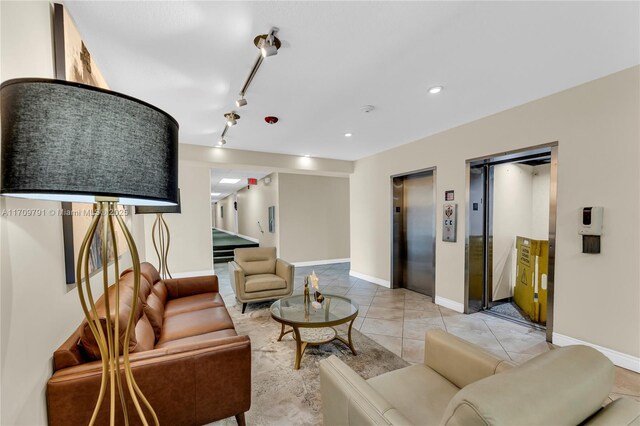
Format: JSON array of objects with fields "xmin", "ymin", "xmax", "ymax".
[
  {"xmin": 320, "ymin": 329, "xmax": 640, "ymax": 425},
  {"xmin": 229, "ymin": 247, "xmax": 294, "ymax": 313}
]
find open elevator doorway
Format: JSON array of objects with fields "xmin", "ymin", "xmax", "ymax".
[{"xmin": 466, "ymin": 145, "xmax": 557, "ymax": 341}]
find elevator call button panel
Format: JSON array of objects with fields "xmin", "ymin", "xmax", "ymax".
[{"xmin": 442, "ymin": 203, "xmax": 457, "ymax": 242}]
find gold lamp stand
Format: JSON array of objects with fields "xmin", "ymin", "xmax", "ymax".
[
  {"xmin": 151, "ymin": 213, "xmax": 172, "ymax": 280},
  {"xmin": 77, "ymin": 198, "xmax": 158, "ymax": 425}
]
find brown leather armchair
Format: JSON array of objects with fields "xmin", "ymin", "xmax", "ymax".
[{"xmin": 229, "ymin": 247, "xmax": 294, "ymax": 313}]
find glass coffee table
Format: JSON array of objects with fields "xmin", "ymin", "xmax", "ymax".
[{"xmin": 270, "ymin": 294, "xmax": 359, "ymax": 369}]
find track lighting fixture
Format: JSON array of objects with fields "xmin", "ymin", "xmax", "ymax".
[
  {"xmin": 220, "ymin": 27, "xmax": 280, "ymax": 148},
  {"xmin": 225, "ymin": 112, "xmax": 240, "ymax": 127}
]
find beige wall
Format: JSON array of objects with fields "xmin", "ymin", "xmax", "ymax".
[
  {"xmin": 0, "ymin": 2, "xmax": 144, "ymax": 423},
  {"xmin": 214, "ymin": 193, "xmax": 236, "ymax": 233},
  {"xmin": 531, "ymin": 164, "xmax": 551, "ymax": 240},
  {"xmin": 350, "ymin": 67, "xmax": 640, "ymax": 359},
  {"xmin": 236, "ymin": 173, "xmax": 278, "ymax": 248},
  {"xmin": 143, "ymin": 162, "xmax": 213, "ymax": 274},
  {"xmin": 492, "ymin": 163, "xmax": 534, "ymax": 300},
  {"xmin": 279, "ymin": 173, "xmax": 350, "ymax": 263}
]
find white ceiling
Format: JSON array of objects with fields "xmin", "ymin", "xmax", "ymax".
[
  {"xmin": 210, "ymin": 168, "xmax": 270, "ymax": 203},
  {"xmin": 64, "ymin": 1, "xmax": 639, "ymax": 161}
]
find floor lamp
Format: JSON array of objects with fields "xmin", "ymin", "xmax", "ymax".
[
  {"xmin": 0, "ymin": 78, "xmax": 179, "ymax": 425},
  {"xmin": 135, "ymin": 190, "xmax": 181, "ymax": 279}
]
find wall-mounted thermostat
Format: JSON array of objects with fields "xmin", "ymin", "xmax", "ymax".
[{"xmin": 442, "ymin": 203, "xmax": 457, "ymax": 242}]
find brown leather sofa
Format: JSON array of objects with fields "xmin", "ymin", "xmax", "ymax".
[
  {"xmin": 47, "ymin": 262, "xmax": 251, "ymax": 426},
  {"xmin": 320, "ymin": 329, "xmax": 640, "ymax": 425}
]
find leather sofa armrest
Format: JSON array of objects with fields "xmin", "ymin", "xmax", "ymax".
[
  {"xmin": 584, "ymin": 397, "xmax": 640, "ymax": 425},
  {"xmin": 424, "ymin": 329, "xmax": 515, "ymax": 389},
  {"xmin": 163, "ymin": 275, "xmax": 219, "ymax": 299},
  {"xmin": 228, "ymin": 261, "xmax": 246, "ymax": 299},
  {"xmin": 275, "ymin": 258, "xmax": 294, "ymax": 290},
  {"xmin": 47, "ymin": 336, "xmax": 252, "ymax": 426},
  {"xmin": 320, "ymin": 355, "xmax": 412, "ymax": 426}
]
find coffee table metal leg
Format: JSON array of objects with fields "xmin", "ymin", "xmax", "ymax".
[
  {"xmin": 278, "ymin": 323, "xmax": 285, "ymax": 341},
  {"xmin": 292, "ymin": 326, "xmax": 308, "ymax": 370},
  {"xmin": 335, "ymin": 318, "xmax": 357, "ymax": 355}
]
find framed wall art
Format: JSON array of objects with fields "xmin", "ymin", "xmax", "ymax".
[{"xmin": 53, "ymin": 3, "xmax": 130, "ymax": 284}]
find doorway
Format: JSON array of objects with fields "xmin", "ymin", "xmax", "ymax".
[
  {"xmin": 391, "ymin": 169, "xmax": 436, "ymax": 298},
  {"xmin": 465, "ymin": 145, "xmax": 557, "ymax": 340}
]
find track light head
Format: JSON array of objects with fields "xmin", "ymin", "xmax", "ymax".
[
  {"xmin": 261, "ymin": 41, "xmax": 278, "ymax": 58},
  {"xmin": 217, "ymin": 138, "xmax": 226, "ymax": 147},
  {"xmin": 254, "ymin": 33, "xmax": 281, "ymax": 58},
  {"xmin": 224, "ymin": 112, "xmax": 240, "ymax": 127},
  {"xmin": 236, "ymin": 97, "xmax": 247, "ymax": 107}
]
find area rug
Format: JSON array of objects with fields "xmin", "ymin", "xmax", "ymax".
[{"xmin": 212, "ymin": 301, "xmax": 409, "ymax": 425}]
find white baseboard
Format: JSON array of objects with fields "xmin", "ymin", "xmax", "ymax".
[
  {"xmin": 434, "ymin": 296, "xmax": 465, "ymax": 313},
  {"xmin": 552, "ymin": 333, "xmax": 640, "ymax": 373},
  {"xmin": 293, "ymin": 258, "xmax": 351, "ymax": 267},
  {"xmin": 349, "ymin": 270, "xmax": 390, "ymax": 288},
  {"xmin": 171, "ymin": 269, "xmax": 215, "ymax": 278}
]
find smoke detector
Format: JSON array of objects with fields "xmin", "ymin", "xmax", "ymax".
[
  {"xmin": 360, "ymin": 105, "xmax": 375, "ymax": 113},
  {"xmin": 265, "ymin": 116, "xmax": 279, "ymax": 124}
]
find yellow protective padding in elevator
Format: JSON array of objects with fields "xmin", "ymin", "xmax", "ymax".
[{"xmin": 515, "ymin": 236, "xmax": 549, "ymax": 324}]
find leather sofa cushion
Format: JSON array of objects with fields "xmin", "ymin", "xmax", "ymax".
[
  {"xmin": 157, "ymin": 307, "xmax": 235, "ymax": 346},
  {"xmin": 155, "ymin": 329, "xmax": 238, "ymax": 349},
  {"xmin": 368, "ymin": 364, "xmax": 458, "ymax": 425},
  {"xmin": 235, "ymin": 247, "xmax": 277, "ymax": 276},
  {"xmin": 80, "ymin": 279, "xmax": 144, "ymax": 360},
  {"xmin": 164, "ymin": 293, "xmax": 225, "ymax": 317},
  {"xmin": 153, "ymin": 281, "xmax": 168, "ymax": 305},
  {"xmin": 440, "ymin": 345, "xmax": 614, "ymax": 426},
  {"xmin": 144, "ymin": 291, "xmax": 165, "ymax": 341},
  {"xmin": 245, "ymin": 274, "xmax": 286, "ymax": 293},
  {"xmin": 53, "ymin": 326, "xmax": 85, "ymax": 371},
  {"xmin": 140, "ymin": 261, "xmax": 161, "ymax": 285},
  {"xmin": 133, "ymin": 314, "xmax": 155, "ymax": 352}
]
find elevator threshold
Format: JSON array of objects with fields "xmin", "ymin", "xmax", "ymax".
[{"xmin": 482, "ymin": 303, "xmax": 546, "ymax": 331}]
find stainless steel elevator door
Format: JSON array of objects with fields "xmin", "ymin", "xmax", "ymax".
[{"xmin": 400, "ymin": 172, "xmax": 435, "ymax": 297}]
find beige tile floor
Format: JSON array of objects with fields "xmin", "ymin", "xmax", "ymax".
[{"xmin": 216, "ymin": 262, "xmax": 640, "ymax": 403}]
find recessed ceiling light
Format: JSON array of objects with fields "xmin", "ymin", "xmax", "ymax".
[
  {"xmin": 220, "ymin": 178, "xmax": 241, "ymax": 184},
  {"xmin": 428, "ymin": 86, "xmax": 443, "ymax": 94},
  {"xmin": 211, "ymin": 192, "xmax": 221, "ymax": 196},
  {"xmin": 344, "ymin": 133, "xmax": 352, "ymax": 137},
  {"xmin": 303, "ymin": 154, "xmax": 311, "ymax": 158}
]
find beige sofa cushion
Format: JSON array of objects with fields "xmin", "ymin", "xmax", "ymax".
[
  {"xmin": 426, "ymin": 328, "xmax": 515, "ymax": 388},
  {"xmin": 245, "ymin": 274, "xmax": 287, "ymax": 293},
  {"xmin": 368, "ymin": 364, "xmax": 459, "ymax": 425},
  {"xmin": 440, "ymin": 345, "xmax": 614, "ymax": 426},
  {"xmin": 235, "ymin": 247, "xmax": 276, "ymax": 276}
]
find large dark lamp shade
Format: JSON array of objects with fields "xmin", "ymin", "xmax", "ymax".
[
  {"xmin": 0, "ymin": 78, "xmax": 179, "ymax": 205},
  {"xmin": 135, "ymin": 189, "xmax": 181, "ymax": 214}
]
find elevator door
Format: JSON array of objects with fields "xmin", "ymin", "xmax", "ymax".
[{"xmin": 392, "ymin": 171, "xmax": 435, "ymax": 297}]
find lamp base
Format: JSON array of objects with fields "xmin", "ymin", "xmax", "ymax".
[{"xmin": 76, "ymin": 200, "xmax": 158, "ymax": 425}]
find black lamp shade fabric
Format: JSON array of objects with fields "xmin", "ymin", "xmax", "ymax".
[
  {"xmin": 135, "ymin": 189, "xmax": 181, "ymax": 214},
  {"xmin": 0, "ymin": 78, "xmax": 179, "ymax": 206}
]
